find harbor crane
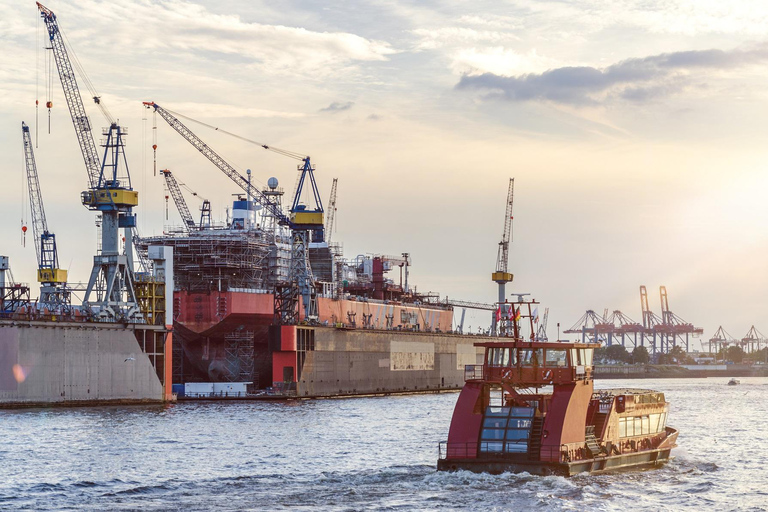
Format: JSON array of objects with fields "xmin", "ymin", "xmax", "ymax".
[
  {"xmin": 325, "ymin": 178, "xmax": 338, "ymax": 244},
  {"xmin": 160, "ymin": 169, "xmax": 196, "ymax": 232},
  {"xmin": 21, "ymin": 122, "xmax": 70, "ymax": 310},
  {"xmin": 741, "ymin": 326, "xmax": 767, "ymax": 353},
  {"xmin": 38, "ymin": 2, "xmax": 142, "ymax": 321},
  {"xmin": 535, "ymin": 307, "xmax": 549, "ymax": 341},
  {"xmin": 143, "ymin": 102, "xmax": 324, "ymax": 323},
  {"xmin": 491, "ymin": 178, "xmax": 515, "ymax": 336},
  {"xmin": 658, "ymin": 286, "xmax": 702, "ymax": 352}
]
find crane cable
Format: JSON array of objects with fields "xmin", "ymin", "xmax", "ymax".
[
  {"xmin": 35, "ymin": 13, "xmax": 39, "ymax": 146},
  {"xmin": 160, "ymin": 106, "xmax": 307, "ymax": 161},
  {"xmin": 59, "ymin": 26, "xmax": 114, "ymax": 125}
]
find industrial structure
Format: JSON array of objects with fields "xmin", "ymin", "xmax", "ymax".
[
  {"xmin": 491, "ymin": 178, "xmax": 515, "ymax": 336},
  {"xmin": 7, "ymin": 4, "xmax": 565, "ymax": 401},
  {"xmin": 565, "ymin": 286, "xmax": 703, "ymax": 354},
  {"xmin": 39, "ymin": 2, "xmax": 142, "ymax": 322},
  {"xmin": 21, "ymin": 121, "xmax": 70, "ymax": 311},
  {"xmin": 0, "ymin": 4, "xmax": 177, "ymax": 407}
]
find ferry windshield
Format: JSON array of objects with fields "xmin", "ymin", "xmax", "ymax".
[
  {"xmin": 488, "ymin": 347, "xmax": 515, "ymax": 367},
  {"xmin": 520, "ymin": 349, "xmax": 543, "ymax": 366},
  {"xmin": 545, "ymin": 349, "xmax": 568, "ymax": 367}
]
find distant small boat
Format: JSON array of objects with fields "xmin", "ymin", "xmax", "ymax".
[{"xmin": 728, "ymin": 378, "xmax": 740, "ymax": 386}]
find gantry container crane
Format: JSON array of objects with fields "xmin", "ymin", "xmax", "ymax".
[
  {"xmin": 491, "ymin": 178, "xmax": 515, "ymax": 335},
  {"xmin": 38, "ymin": 2, "xmax": 141, "ymax": 321},
  {"xmin": 21, "ymin": 121, "xmax": 70, "ymax": 309},
  {"xmin": 142, "ymin": 102, "xmax": 323, "ymax": 323}
]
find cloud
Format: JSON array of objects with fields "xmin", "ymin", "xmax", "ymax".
[
  {"xmin": 320, "ymin": 101, "xmax": 355, "ymax": 112},
  {"xmin": 411, "ymin": 27, "xmax": 519, "ymax": 51},
  {"xmin": 456, "ymin": 44, "xmax": 768, "ymax": 105},
  {"xmin": 53, "ymin": 0, "xmax": 396, "ymax": 77}
]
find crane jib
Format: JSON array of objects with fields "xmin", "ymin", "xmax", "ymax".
[
  {"xmin": 38, "ymin": 3, "xmax": 102, "ymax": 192},
  {"xmin": 144, "ymin": 102, "xmax": 294, "ymax": 228}
]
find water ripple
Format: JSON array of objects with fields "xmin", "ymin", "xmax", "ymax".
[{"xmin": 0, "ymin": 378, "xmax": 766, "ymax": 511}]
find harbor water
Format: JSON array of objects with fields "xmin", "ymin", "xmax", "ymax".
[{"xmin": 1, "ymin": 377, "xmax": 766, "ymax": 511}]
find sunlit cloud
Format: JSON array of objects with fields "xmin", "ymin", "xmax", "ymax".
[{"xmin": 456, "ymin": 43, "xmax": 768, "ymax": 105}]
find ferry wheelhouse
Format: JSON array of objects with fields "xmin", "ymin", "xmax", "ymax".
[{"xmin": 437, "ymin": 311, "xmax": 677, "ymax": 475}]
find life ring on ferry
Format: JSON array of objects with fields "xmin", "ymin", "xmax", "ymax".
[{"xmin": 543, "ymin": 369, "xmax": 553, "ymax": 381}]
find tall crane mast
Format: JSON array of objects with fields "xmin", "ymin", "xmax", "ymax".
[
  {"xmin": 491, "ymin": 178, "xmax": 515, "ymax": 336},
  {"xmin": 325, "ymin": 178, "xmax": 338, "ymax": 243},
  {"xmin": 21, "ymin": 121, "xmax": 69, "ymax": 309},
  {"xmin": 160, "ymin": 170, "xmax": 196, "ymax": 232},
  {"xmin": 39, "ymin": 3, "xmax": 141, "ymax": 321},
  {"xmin": 143, "ymin": 101, "xmax": 323, "ymax": 323},
  {"xmin": 535, "ymin": 307, "xmax": 549, "ymax": 341}
]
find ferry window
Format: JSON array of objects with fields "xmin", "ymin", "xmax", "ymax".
[
  {"xmin": 570, "ymin": 349, "xmax": 581, "ymax": 366},
  {"xmin": 508, "ymin": 418, "xmax": 532, "ymax": 430},
  {"xmin": 642, "ymin": 416, "xmax": 650, "ymax": 435},
  {"xmin": 480, "ymin": 406, "xmax": 533, "ymax": 454},
  {"xmin": 488, "ymin": 348, "xmax": 512, "ymax": 367},
  {"xmin": 660, "ymin": 412, "xmax": 667, "ymax": 431},
  {"xmin": 480, "ymin": 428, "xmax": 506, "ymax": 440},
  {"xmin": 649, "ymin": 413, "xmax": 661, "ymax": 433},
  {"xmin": 634, "ymin": 417, "xmax": 642, "ymax": 435},
  {"xmin": 521, "ymin": 349, "xmax": 543, "ymax": 366},
  {"xmin": 545, "ymin": 349, "xmax": 568, "ymax": 367},
  {"xmin": 619, "ymin": 417, "xmax": 627, "ymax": 437},
  {"xmin": 483, "ymin": 417, "xmax": 507, "ymax": 429},
  {"xmin": 583, "ymin": 349, "xmax": 594, "ymax": 366}
]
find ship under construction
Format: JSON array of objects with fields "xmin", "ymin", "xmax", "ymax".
[
  {"xmin": 136, "ymin": 107, "xmax": 531, "ymax": 397},
  {"xmin": 4, "ymin": 2, "xmax": 535, "ymax": 405}
]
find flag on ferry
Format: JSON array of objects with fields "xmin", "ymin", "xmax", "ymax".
[
  {"xmin": 514, "ymin": 307, "xmax": 522, "ymax": 321},
  {"xmin": 533, "ymin": 307, "xmax": 539, "ymax": 323}
]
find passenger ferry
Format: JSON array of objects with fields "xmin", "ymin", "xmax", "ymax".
[{"xmin": 437, "ymin": 301, "xmax": 677, "ymax": 476}]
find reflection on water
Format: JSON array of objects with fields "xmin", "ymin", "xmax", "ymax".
[{"xmin": 1, "ymin": 378, "xmax": 765, "ymax": 511}]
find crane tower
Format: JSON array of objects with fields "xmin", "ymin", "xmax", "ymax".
[
  {"xmin": 491, "ymin": 178, "xmax": 515, "ymax": 335},
  {"xmin": 38, "ymin": 3, "xmax": 141, "ymax": 321},
  {"xmin": 21, "ymin": 122, "xmax": 70, "ymax": 309}
]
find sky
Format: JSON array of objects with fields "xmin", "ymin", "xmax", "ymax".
[{"xmin": 2, "ymin": 0, "xmax": 768, "ymax": 348}]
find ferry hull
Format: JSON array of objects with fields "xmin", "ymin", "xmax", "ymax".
[{"xmin": 438, "ymin": 448, "xmax": 674, "ymax": 476}]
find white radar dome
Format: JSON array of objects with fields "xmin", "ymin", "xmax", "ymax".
[{"xmin": 268, "ymin": 177, "xmax": 279, "ymax": 189}]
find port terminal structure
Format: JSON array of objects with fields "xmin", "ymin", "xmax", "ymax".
[
  {"xmin": 707, "ymin": 325, "xmax": 768, "ymax": 356},
  {"xmin": 565, "ymin": 286, "xmax": 703, "ymax": 354}
]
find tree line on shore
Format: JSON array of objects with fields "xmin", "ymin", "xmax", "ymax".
[{"xmin": 594, "ymin": 344, "xmax": 768, "ymax": 365}]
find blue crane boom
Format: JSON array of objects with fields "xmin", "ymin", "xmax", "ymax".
[
  {"xmin": 143, "ymin": 101, "xmax": 325, "ymax": 323},
  {"xmin": 22, "ymin": 121, "xmax": 65, "ymax": 284},
  {"xmin": 160, "ymin": 170, "xmax": 196, "ymax": 232},
  {"xmin": 142, "ymin": 102, "xmax": 324, "ymax": 236},
  {"xmin": 22, "ymin": 121, "xmax": 69, "ymax": 313},
  {"xmin": 37, "ymin": 2, "xmax": 101, "ymax": 190}
]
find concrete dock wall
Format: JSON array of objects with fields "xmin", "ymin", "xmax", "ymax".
[
  {"xmin": 0, "ymin": 321, "xmax": 164, "ymax": 406},
  {"xmin": 297, "ymin": 328, "xmax": 486, "ymax": 396}
]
